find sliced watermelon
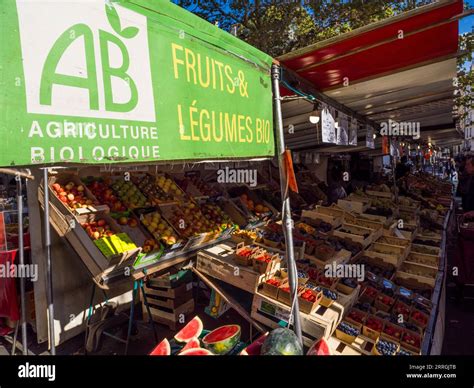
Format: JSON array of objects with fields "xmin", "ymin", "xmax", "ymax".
[
  {"xmin": 202, "ymin": 325, "xmax": 241, "ymax": 355},
  {"xmin": 180, "ymin": 338, "xmax": 200, "ymax": 353},
  {"xmin": 240, "ymin": 333, "xmax": 268, "ymax": 356},
  {"xmin": 179, "ymin": 348, "xmax": 213, "ymax": 356},
  {"xmin": 174, "ymin": 316, "xmax": 203, "ymax": 343},
  {"xmin": 150, "ymin": 338, "xmax": 171, "ymax": 356},
  {"xmin": 307, "ymin": 338, "xmax": 331, "ymax": 356}
]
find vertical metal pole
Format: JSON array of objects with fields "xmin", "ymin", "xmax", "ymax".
[
  {"xmin": 271, "ymin": 64, "xmax": 302, "ymax": 344},
  {"xmin": 43, "ymin": 168, "xmax": 55, "ymax": 355},
  {"xmin": 16, "ymin": 175, "xmax": 28, "ymax": 355}
]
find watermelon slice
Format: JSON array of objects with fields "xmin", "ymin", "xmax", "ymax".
[
  {"xmin": 240, "ymin": 333, "xmax": 268, "ymax": 355},
  {"xmin": 180, "ymin": 338, "xmax": 200, "ymax": 353},
  {"xmin": 202, "ymin": 325, "xmax": 241, "ymax": 355},
  {"xmin": 179, "ymin": 348, "xmax": 213, "ymax": 356},
  {"xmin": 150, "ymin": 338, "xmax": 171, "ymax": 356},
  {"xmin": 307, "ymin": 338, "xmax": 331, "ymax": 355},
  {"xmin": 174, "ymin": 316, "xmax": 203, "ymax": 343}
]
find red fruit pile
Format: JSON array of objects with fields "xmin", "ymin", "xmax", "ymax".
[
  {"xmin": 52, "ymin": 182, "xmax": 94, "ymax": 210},
  {"xmin": 254, "ymin": 252, "xmax": 273, "ymax": 263},
  {"xmin": 266, "ymin": 278, "xmax": 282, "ymax": 287},
  {"xmin": 348, "ymin": 310, "xmax": 365, "ymax": 324},
  {"xmin": 383, "ymin": 324, "xmax": 402, "ymax": 339},
  {"xmin": 394, "ymin": 302, "xmax": 411, "ymax": 317},
  {"xmin": 411, "ymin": 310, "xmax": 428, "ymax": 326},
  {"xmin": 307, "ymin": 267, "xmax": 319, "ymax": 281},
  {"xmin": 87, "ymin": 180, "xmax": 127, "ymax": 212},
  {"xmin": 365, "ymin": 316, "xmax": 383, "ymax": 332},
  {"xmin": 377, "ymin": 294, "xmax": 393, "ymax": 306},
  {"xmin": 82, "ymin": 219, "xmax": 115, "ymax": 240},
  {"xmin": 237, "ymin": 247, "xmax": 254, "ymax": 258},
  {"xmin": 280, "ymin": 286, "xmax": 291, "ymax": 293},
  {"xmin": 317, "ymin": 274, "xmax": 335, "ymax": 288},
  {"xmin": 364, "ymin": 286, "xmax": 378, "ymax": 299},
  {"xmin": 402, "ymin": 332, "xmax": 421, "ymax": 348},
  {"xmin": 300, "ymin": 289, "xmax": 318, "ymax": 302}
]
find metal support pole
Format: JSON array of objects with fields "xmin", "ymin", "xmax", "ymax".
[
  {"xmin": 43, "ymin": 168, "xmax": 56, "ymax": 355},
  {"xmin": 271, "ymin": 64, "xmax": 302, "ymax": 344},
  {"xmin": 16, "ymin": 175, "xmax": 28, "ymax": 355}
]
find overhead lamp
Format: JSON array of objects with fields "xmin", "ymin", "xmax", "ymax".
[
  {"xmin": 373, "ymin": 133, "xmax": 377, "ymax": 139},
  {"xmin": 309, "ymin": 115, "xmax": 320, "ymax": 124}
]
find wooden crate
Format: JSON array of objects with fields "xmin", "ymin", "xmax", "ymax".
[
  {"xmin": 367, "ymin": 241, "xmax": 410, "ymax": 265},
  {"xmin": 143, "ymin": 299, "xmax": 195, "ymax": 330},
  {"xmin": 337, "ymin": 199, "xmax": 369, "ymax": 214},
  {"xmin": 251, "ymin": 292, "xmax": 344, "ymax": 346},
  {"xmin": 404, "ymin": 252, "xmax": 439, "ymax": 270},
  {"xmin": 333, "ymin": 224, "xmax": 374, "ymax": 248},
  {"xmin": 301, "ymin": 209, "xmax": 342, "ymax": 228},
  {"xmin": 306, "ymin": 248, "xmax": 352, "ymax": 268},
  {"xmin": 377, "ymin": 235, "xmax": 411, "ymax": 248},
  {"xmin": 144, "ymin": 280, "xmax": 193, "ymax": 299},
  {"xmin": 196, "ymin": 242, "xmax": 279, "ymax": 293},
  {"xmin": 411, "ymin": 244, "xmax": 441, "ymax": 257},
  {"xmin": 397, "ymin": 262, "xmax": 437, "ymax": 288}
]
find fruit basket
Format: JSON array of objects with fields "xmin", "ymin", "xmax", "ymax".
[
  {"xmin": 409, "ymin": 309, "xmax": 429, "ymax": 329},
  {"xmin": 359, "ymin": 285, "xmax": 379, "ymax": 305},
  {"xmin": 110, "ymin": 177, "xmax": 150, "ymax": 210},
  {"xmin": 134, "ymin": 208, "xmax": 184, "ymax": 251},
  {"xmin": 314, "ymin": 284, "xmax": 338, "ymax": 308},
  {"xmin": 335, "ymin": 320, "xmax": 361, "ymax": 344},
  {"xmin": 77, "ymin": 213, "xmax": 141, "ymax": 266},
  {"xmin": 252, "ymin": 251, "xmax": 281, "ymax": 275},
  {"xmin": 345, "ymin": 308, "xmax": 367, "ymax": 327},
  {"xmin": 366, "ymin": 242, "xmax": 408, "ymax": 267},
  {"xmin": 411, "ymin": 244, "xmax": 440, "ymax": 256},
  {"xmin": 301, "ymin": 207, "xmax": 343, "ymax": 228},
  {"xmin": 336, "ymin": 277, "xmax": 359, "ymax": 295},
  {"xmin": 363, "ymin": 315, "xmax": 384, "ymax": 341},
  {"xmin": 374, "ymin": 293, "xmax": 395, "ymax": 313},
  {"xmin": 231, "ymin": 229, "xmax": 257, "ymax": 245},
  {"xmin": 400, "ymin": 330, "xmax": 421, "ymax": 354},
  {"xmin": 260, "ymin": 276, "xmax": 285, "ymax": 299},
  {"xmin": 85, "ymin": 177, "xmax": 127, "ymax": 212},
  {"xmin": 49, "ymin": 173, "xmax": 108, "ymax": 215},
  {"xmin": 357, "ymin": 254, "xmax": 396, "ymax": 279},
  {"xmin": 333, "ymin": 223, "xmax": 375, "ymax": 248},
  {"xmin": 234, "ymin": 242, "xmax": 260, "ymax": 266},
  {"xmin": 397, "ymin": 262, "xmax": 437, "ymax": 288},
  {"xmin": 154, "ymin": 173, "xmax": 188, "ymax": 202},
  {"xmin": 298, "ymin": 286, "xmax": 323, "ymax": 314},
  {"xmin": 404, "ymin": 252, "xmax": 439, "ymax": 270},
  {"xmin": 276, "ymin": 283, "xmax": 303, "ymax": 306},
  {"xmin": 372, "ymin": 337, "xmax": 399, "ymax": 356},
  {"xmin": 393, "ymin": 300, "xmax": 412, "ymax": 321},
  {"xmin": 134, "ymin": 174, "xmax": 179, "ymax": 205},
  {"xmin": 382, "ymin": 322, "xmax": 404, "ymax": 342}
]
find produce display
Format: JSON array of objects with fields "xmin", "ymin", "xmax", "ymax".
[
  {"xmin": 52, "ymin": 181, "xmax": 97, "ymax": 210},
  {"xmin": 365, "ymin": 316, "xmax": 383, "ymax": 332},
  {"xmin": 375, "ymin": 339, "xmax": 398, "ymax": 355},
  {"xmin": 140, "ymin": 210, "xmax": 179, "ymax": 246},
  {"xmin": 174, "ymin": 316, "xmax": 204, "ymax": 343},
  {"xmin": 111, "ymin": 179, "xmax": 149, "ymax": 209},
  {"xmin": 175, "ymin": 176, "xmax": 219, "ymax": 197},
  {"xmin": 81, "ymin": 218, "xmax": 115, "ymax": 240},
  {"xmin": 239, "ymin": 193, "xmax": 271, "ymax": 216},
  {"xmin": 135, "ymin": 175, "xmax": 176, "ymax": 204},
  {"xmin": 87, "ymin": 179, "xmax": 126, "ymax": 211},
  {"xmin": 347, "ymin": 309, "xmax": 366, "ymax": 324},
  {"xmin": 337, "ymin": 321, "xmax": 360, "ymax": 337}
]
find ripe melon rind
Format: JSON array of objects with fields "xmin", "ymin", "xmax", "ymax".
[{"xmin": 202, "ymin": 325, "xmax": 241, "ymax": 355}]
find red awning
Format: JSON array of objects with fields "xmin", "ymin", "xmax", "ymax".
[{"xmin": 278, "ymin": 0, "xmax": 462, "ymax": 91}]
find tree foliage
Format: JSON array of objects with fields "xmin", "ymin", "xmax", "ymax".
[{"xmin": 174, "ymin": 0, "xmax": 434, "ymax": 57}]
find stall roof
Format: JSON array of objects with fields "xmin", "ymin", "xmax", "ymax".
[{"xmin": 278, "ymin": 0, "xmax": 465, "ymax": 151}]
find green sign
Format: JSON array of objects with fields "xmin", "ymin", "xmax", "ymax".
[{"xmin": 0, "ymin": 0, "xmax": 274, "ymax": 166}]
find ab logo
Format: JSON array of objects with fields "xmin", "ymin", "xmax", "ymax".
[{"xmin": 17, "ymin": 1, "xmax": 155, "ymax": 121}]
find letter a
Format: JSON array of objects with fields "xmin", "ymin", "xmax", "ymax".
[{"xmin": 40, "ymin": 24, "xmax": 99, "ymax": 110}]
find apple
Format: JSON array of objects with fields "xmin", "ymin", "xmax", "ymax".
[
  {"xmin": 97, "ymin": 219, "xmax": 106, "ymax": 227},
  {"xmin": 77, "ymin": 185, "xmax": 85, "ymax": 192},
  {"xmin": 52, "ymin": 183, "xmax": 61, "ymax": 192},
  {"xmin": 118, "ymin": 216, "xmax": 128, "ymax": 226},
  {"xmin": 67, "ymin": 193, "xmax": 75, "ymax": 202},
  {"xmin": 128, "ymin": 219, "xmax": 138, "ymax": 228}
]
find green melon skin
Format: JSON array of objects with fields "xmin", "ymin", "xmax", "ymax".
[
  {"xmin": 203, "ymin": 326, "xmax": 241, "ymax": 355},
  {"xmin": 261, "ymin": 328, "xmax": 303, "ymax": 356}
]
